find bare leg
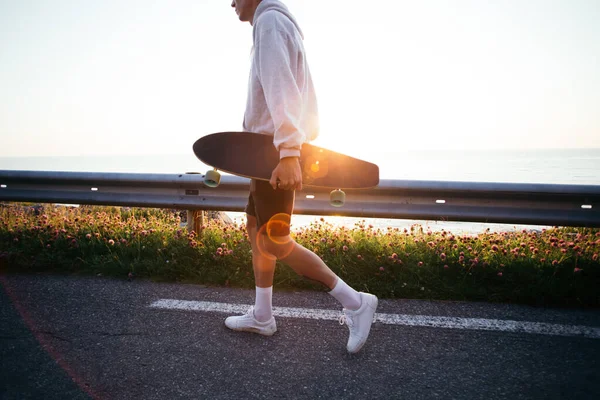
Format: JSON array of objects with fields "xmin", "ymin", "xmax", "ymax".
[
  {"xmin": 247, "ymin": 215, "xmax": 336, "ymax": 288},
  {"xmin": 261, "ymin": 234, "xmax": 338, "ymax": 290},
  {"xmin": 247, "ymin": 214, "xmax": 276, "ymax": 288}
]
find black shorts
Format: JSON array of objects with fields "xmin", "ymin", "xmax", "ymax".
[{"xmin": 245, "ymin": 179, "xmax": 295, "ymax": 236}]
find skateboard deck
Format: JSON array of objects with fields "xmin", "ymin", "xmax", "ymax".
[{"xmin": 193, "ymin": 131, "xmax": 379, "ymax": 189}]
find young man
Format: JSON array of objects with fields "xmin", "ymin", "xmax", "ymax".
[{"xmin": 226, "ymin": 0, "xmax": 378, "ymax": 354}]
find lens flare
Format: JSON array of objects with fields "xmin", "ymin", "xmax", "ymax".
[
  {"xmin": 266, "ymin": 213, "xmax": 291, "ymax": 243},
  {"xmin": 303, "ymin": 155, "xmax": 328, "ymax": 183},
  {"xmin": 256, "ymin": 213, "xmax": 294, "ymax": 259}
]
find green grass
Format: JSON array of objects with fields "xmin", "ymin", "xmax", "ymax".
[{"xmin": 1, "ymin": 204, "xmax": 599, "ymax": 307}]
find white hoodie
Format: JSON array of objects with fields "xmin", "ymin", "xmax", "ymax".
[{"xmin": 243, "ymin": 0, "xmax": 319, "ymax": 159}]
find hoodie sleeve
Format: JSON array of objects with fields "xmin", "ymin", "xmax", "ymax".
[{"xmin": 254, "ymin": 25, "xmax": 304, "ymax": 159}]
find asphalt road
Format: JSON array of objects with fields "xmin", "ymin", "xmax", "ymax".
[{"xmin": 1, "ymin": 273, "xmax": 599, "ymax": 400}]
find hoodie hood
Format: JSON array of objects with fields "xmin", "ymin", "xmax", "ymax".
[{"xmin": 253, "ymin": 0, "xmax": 304, "ymax": 40}]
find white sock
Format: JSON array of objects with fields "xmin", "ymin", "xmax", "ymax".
[
  {"xmin": 254, "ymin": 286, "xmax": 273, "ymax": 322},
  {"xmin": 328, "ymin": 278, "xmax": 361, "ymax": 311}
]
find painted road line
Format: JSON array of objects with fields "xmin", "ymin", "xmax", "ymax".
[{"xmin": 149, "ymin": 299, "xmax": 600, "ymax": 339}]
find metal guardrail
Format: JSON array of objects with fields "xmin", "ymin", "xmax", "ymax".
[{"xmin": 0, "ymin": 170, "xmax": 599, "ymax": 227}]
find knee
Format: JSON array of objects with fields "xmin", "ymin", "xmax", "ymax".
[{"xmin": 257, "ymin": 234, "xmax": 296, "ymax": 260}]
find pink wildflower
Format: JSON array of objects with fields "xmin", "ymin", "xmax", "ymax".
[{"xmin": 108, "ymin": 239, "xmax": 115, "ymax": 246}]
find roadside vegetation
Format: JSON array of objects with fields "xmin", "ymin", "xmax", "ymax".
[{"xmin": 1, "ymin": 204, "xmax": 598, "ymax": 307}]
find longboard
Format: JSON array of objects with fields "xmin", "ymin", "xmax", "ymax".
[{"xmin": 193, "ymin": 131, "xmax": 379, "ymax": 206}]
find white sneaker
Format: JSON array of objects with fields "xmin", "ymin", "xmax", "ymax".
[
  {"xmin": 224, "ymin": 306, "xmax": 277, "ymax": 336},
  {"xmin": 339, "ymin": 292, "xmax": 378, "ymax": 353}
]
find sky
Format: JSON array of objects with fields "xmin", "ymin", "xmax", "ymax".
[{"xmin": 0, "ymin": 0, "xmax": 599, "ymax": 159}]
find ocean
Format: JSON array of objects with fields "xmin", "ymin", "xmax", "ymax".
[{"xmin": 1, "ymin": 148, "xmax": 599, "ymax": 234}]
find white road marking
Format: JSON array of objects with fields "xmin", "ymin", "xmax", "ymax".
[{"xmin": 149, "ymin": 299, "xmax": 600, "ymax": 339}]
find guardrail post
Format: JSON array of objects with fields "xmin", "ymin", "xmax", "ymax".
[
  {"xmin": 184, "ymin": 172, "xmax": 205, "ymax": 234},
  {"xmin": 186, "ymin": 210, "xmax": 205, "ymax": 234}
]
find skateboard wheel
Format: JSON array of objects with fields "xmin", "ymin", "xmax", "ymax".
[
  {"xmin": 329, "ymin": 189, "xmax": 345, "ymax": 207},
  {"xmin": 204, "ymin": 169, "xmax": 221, "ymax": 188}
]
